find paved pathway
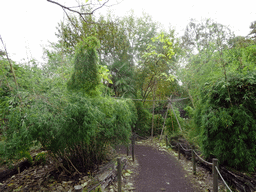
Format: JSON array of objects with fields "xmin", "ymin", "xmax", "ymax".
[{"xmin": 117, "ymin": 143, "xmax": 197, "ymax": 192}]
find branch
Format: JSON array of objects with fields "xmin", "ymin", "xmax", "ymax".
[
  {"xmin": 0, "ymin": 36, "xmax": 19, "ymax": 90},
  {"xmin": 91, "ymin": 0, "xmax": 110, "ymax": 15},
  {"xmin": 47, "ymin": 0, "xmax": 109, "ymax": 15}
]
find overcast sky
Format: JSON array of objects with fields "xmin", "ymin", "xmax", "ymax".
[{"xmin": 0, "ymin": 0, "xmax": 255, "ymax": 63}]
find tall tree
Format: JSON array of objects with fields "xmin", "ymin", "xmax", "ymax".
[
  {"xmin": 180, "ymin": 18, "xmax": 234, "ymax": 107},
  {"xmin": 67, "ymin": 36, "xmax": 100, "ymax": 95},
  {"xmin": 248, "ymin": 20, "xmax": 256, "ymax": 40}
]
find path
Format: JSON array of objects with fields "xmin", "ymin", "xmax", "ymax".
[{"xmin": 117, "ymin": 142, "xmax": 198, "ymax": 192}]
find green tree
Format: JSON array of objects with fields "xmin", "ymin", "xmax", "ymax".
[
  {"xmin": 180, "ymin": 18, "xmax": 234, "ymax": 107},
  {"xmin": 248, "ymin": 20, "xmax": 256, "ymax": 40},
  {"xmin": 67, "ymin": 36, "xmax": 100, "ymax": 95},
  {"xmin": 138, "ymin": 32, "xmax": 175, "ymax": 102}
]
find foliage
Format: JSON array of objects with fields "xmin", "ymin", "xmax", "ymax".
[
  {"xmin": 134, "ymin": 101, "xmax": 165, "ymax": 137},
  {"xmin": 4, "ymin": 92, "xmax": 137, "ymax": 173},
  {"xmin": 67, "ymin": 36, "xmax": 100, "ymax": 96},
  {"xmin": 34, "ymin": 152, "xmax": 47, "ymax": 165},
  {"xmin": 134, "ymin": 101, "xmax": 151, "ymax": 137},
  {"xmin": 184, "ymin": 106, "xmax": 194, "ymax": 119},
  {"xmin": 248, "ymin": 20, "xmax": 256, "ymax": 40},
  {"xmin": 166, "ymin": 106, "xmax": 184, "ymax": 135},
  {"xmin": 151, "ymin": 114, "xmax": 164, "ymax": 136},
  {"xmin": 195, "ymin": 72, "xmax": 256, "ymax": 171},
  {"xmin": 138, "ymin": 32, "xmax": 176, "ymax": 102}
]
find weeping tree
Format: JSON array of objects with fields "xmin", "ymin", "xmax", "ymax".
[{"xmin": 67, "ymin": 36, "xmax": 100, "ymax": 95}]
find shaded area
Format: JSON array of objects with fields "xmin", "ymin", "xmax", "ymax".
[{"xmin": 117, "ymin": 144, "xmax": 197, "ymax": 192}]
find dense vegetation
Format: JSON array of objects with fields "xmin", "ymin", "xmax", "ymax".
[{"xmin": 1, "ymin": 2, "xmax": 256, "ymax": 175}]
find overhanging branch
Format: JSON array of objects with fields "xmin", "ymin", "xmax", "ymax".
[{"xmin": 47, "ymin": 0, "xmax": 109, "ymax": 15}]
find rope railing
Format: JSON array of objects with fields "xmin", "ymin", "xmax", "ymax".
[
  {"xmin": 193, "ymin": 150, "xmax": 213, "ymax": 166},
  {"xmin": 215, "ymin": 166, "xmax": 232, "ymax": 192},
  {"xmin": 179, "ymin": 143, "xmax": 192, "ymax": 152},
  {"xmin": 166, "ymin": 136, "xmax": 232, "ymax": 192}
]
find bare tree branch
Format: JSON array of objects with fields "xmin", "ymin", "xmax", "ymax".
[
  {"xmin": 47, "ymin": 0, "xmax": 110, "ymax": 15},
  {"xmin": 47, "ymin": 0, "xmax": 121, "ymax": 25}
]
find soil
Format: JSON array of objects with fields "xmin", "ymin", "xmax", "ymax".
[{"xmin": 0, "ymin": 137, "xmax": 229, "ymax": 192}]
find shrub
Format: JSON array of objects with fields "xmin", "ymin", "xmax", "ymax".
[
  {"xmin": 195, "ymin": 72, "xmax": 256, "ymax": 171},
  {"xmin": 4, "ymin": 93, "xmax": 137, "ymax": 173}
]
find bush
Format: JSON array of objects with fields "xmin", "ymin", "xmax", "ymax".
[
  {"xmin": 195, "ymin": 72, "xmax": 256, "ymax": 171},
  {"xmin": 4, "ymin": 92, "xmax": 137, "ymax": 173}
]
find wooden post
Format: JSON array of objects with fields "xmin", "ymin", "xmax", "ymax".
[
  {"xmin": 117, "ymin": 157, "xmax": 122, "ymax": 192},
  {"xmin": 213, "ymin": 158, "xmax": 218, "ymax": 192},
  {"xmin": 132, "ymin": 135, "xmax": 135, "ymax": 162},
  {"xmin": 127, "ymin": 145, "xmax": 129, "ymax": 156},
  {"xmin": 74, "ymin": 185, "xmax": 83, "ymax": 192},
  {"xmin": 192, "ymin": 148, "xmax": 196, "ymax": 175},
  {"xmin": 178, "ymin": 144, "xmax": 180, "ymax": 160},
  {"xmin": 165, "ymin": 135, "xmax": 168, "ymax": 147}
]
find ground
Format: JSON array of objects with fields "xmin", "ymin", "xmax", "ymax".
[{"xmin": 0, "ymin": 137, "xmax": 228, "ymax": 191}]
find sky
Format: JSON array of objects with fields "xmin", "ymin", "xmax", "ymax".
[{"xmin": 0, "ymin": 0, "xmax": 255, "ymax": 63}]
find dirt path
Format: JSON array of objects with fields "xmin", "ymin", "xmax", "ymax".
[{"xmin": 117, "ymin": 141, "xmax": 198, "ymax": 192}]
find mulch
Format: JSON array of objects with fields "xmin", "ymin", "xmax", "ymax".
[{"xmin": 116, "ymin": 142, "xmax": 198, "ymax": 192}]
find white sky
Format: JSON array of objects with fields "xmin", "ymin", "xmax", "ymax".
[{"xmin": 0, "ymin": 0, "xmax": 255, "ymax": 63}]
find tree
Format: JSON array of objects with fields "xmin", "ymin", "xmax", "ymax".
[
  {"xmin": 138, "ymin": 32, "xmax": 175, "ymax": 102},
  {"xmin": 52, "ymin": 11, "xmax": 162, "ymax": 98},
  {"xmin": 248, "ymin": 20, "xmax": 256, "ymax": 40},
  {"xmin": 47, "ymin": 0, "xmax": 119, "ymax": 24},
  {"xmin": 67, "ymin": 36, "xmax": 100, "ymax": 95},
  {"xmin": 180, "ymin": 18, "xmax": 234, "ymax": 107}
]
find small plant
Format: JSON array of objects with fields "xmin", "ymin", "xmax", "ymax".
[
  {"xmin": 34, "ymin": 152, "xmax": 47, "ymax": 165},
  {"xmin": 19, "ymin": 151, "xmax": 33, "ymax": 164}
]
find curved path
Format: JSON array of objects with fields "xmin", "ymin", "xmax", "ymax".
[{"xmin": 117, "ymin": 143, "xmax": 198, "ymax": 192}]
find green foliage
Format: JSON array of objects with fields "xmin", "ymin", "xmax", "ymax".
[
  {"xmin": 134, "ymin": 101, "xmax": 151, "ymax": 137},
  {"xmin": 151, "ymin": 114, "xmax": 164, "ymax": 136},
  {"xmin": 134, "ymin": 101, "xmax": 165, "ymax": 137},
  {"xmin": 249, "ymin": 20, "xmax": 256, "ymax": 40},
  {"xmin": 67, "ymin": 36, "xmax": 100, "ymax": 96},
  {"xmin": 4, "ymin": 92, "xmax": 137, "ymax": 173},
  {"xmin": 195, "ymin": 72, "xmax": 256, "ymax": 171},
  {"xmin": 34, "ymin": 152, "xmax": 47, "ymax": 165},
  {"xmin": 19, "ymin": 151, "xmax": 33, "ymax": 164},
  {"xmin": 166, "ymin": 107, "xmax": 184, "ymax": 135},
  {"xmin": 184, "ymin": 106, "xmax": 194, "ymax": 119}
]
